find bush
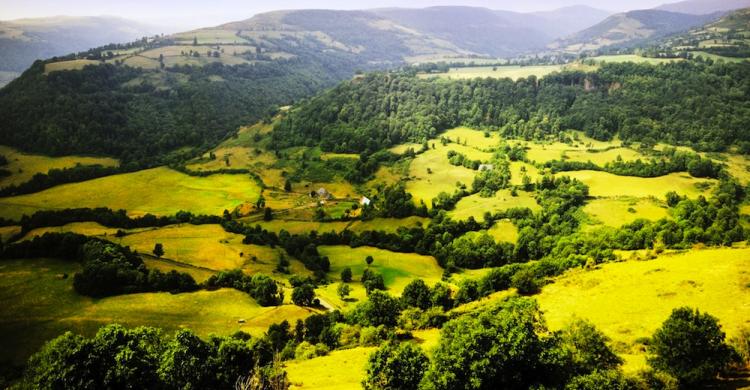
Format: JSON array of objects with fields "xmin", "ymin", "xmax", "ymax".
[
  {"xmin": 511, "ymin": 268, "xmax": 539, "ymax": 295},
  {"xmin": 564, "ymin": 370, "xmax": 637, "ymax": 390},
  {"xmin": 648, "ymin": 307, "xmax": 733, "ymax": 386},
  {"xmin": 730, "ymin": 326, "xmax": 750, "ymax": 366},
  {"xmin": 292, "ymin": 284, "xmax": 316, "ymax": 306},
  {"xmin": 363, "ymin": 342, "xmax": 429, "ymax": 390}
]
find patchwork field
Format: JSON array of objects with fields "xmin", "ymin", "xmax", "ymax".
[
  {"xmin": 407, "ymin": 141, "xmax": 491, "ymax": 206},
  {"xmin": 487, "ymin": 219, "xmax": 519, "ymax": 243},
  {"xmin": 0, "ymin": 258, "xmax": 317, "ymax": 365},
  {"xmin": 441, "ymin": 127, "xmax": 501, "ymax": 150},
  {"xmin": 0, "ymin": 167, "xmax": 261, "ymax": 220},
  {"xmin": 22, "ymin": 222, "xmax": 122, "ymax": 240},
  {"xmin": 562, "ymin": 171, "xmax": 715, "ymax": 198},
  {"xmin": 582, "ymin": 197, "xmax": 669, "ymax": 228},
  {"xmin": 418, "ymin": 63, "xmax": 596, "ymax": 80},
  {"xmin": 537, "ymin": 247, "xmax": 750, "ymax": 371},
  {"xmin": 115, "ymin": 224, "xmax": 310, "ymax": 278},
  {"xmin": 286, "ymin": 347, "xmax": 376, "ymax": 390},
  {"xmin": 317, "ymin": 246, "xmax": 443, "ymax": 307},
  {"xmin": 520, "ymin": 140, "xmax": 642, "ymax": 165},
  {"xmin": 0, "ymin": 145, "xmax": 119, "ymax": 188},
  {"xmin": 588, "ymin": 55, "xmax": 683, "ymax": 65},
  {"xmin": 448, "ymin": 190, "xmax": 540, "ymax": 221}
]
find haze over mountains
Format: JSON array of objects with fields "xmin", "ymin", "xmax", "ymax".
[{"xmin": 0, "ymin": 16, "xmax": 163, "ymax": 84}]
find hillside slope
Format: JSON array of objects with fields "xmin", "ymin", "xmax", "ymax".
[
  {"xmin": 551, "ymin": 9, "xmax": 720, "ymax": 52},
  {"xmin": 647, "ymin": 7, "xmax": 750, "ymax": 59},
  {"xmin": 0, "ymin": 6, "xmax": 614, "ymax": 167},
  {"xmin": 0, "ymin": 16, "xmax": 162, "ymax": 85},
  {"xmin": 656, "ymin": 0, "xmax": 750, "ymax": 14}
]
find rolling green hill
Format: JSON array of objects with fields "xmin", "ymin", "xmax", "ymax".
[
  {"xmin": 0, "ymin": 16, "xmax": 162, "ymax": 85},
  {"xmin": 648, "ymin": 7, "xmax": 750, "ymax": 59},
  {"xmin": 551, "ymin": 9, "xmax": 720, "ymax": 52}
]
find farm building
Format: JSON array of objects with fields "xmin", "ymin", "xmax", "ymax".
[
  {"xmin": 316, "ymin": 187, "xmax": 332, "ymax": 199},
  {"xmin": 360, "ymin": 196, "xmax": 371, "ymax": 206}
]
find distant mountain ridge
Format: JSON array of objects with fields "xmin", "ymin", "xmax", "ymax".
[
  {"xmin": 656, "ymin": 0, "xmax": 750, "ymax": 14},
  {"xmin": 211, "ymin": 6, "xmax": 613, "ymax": 59},
  {"xmin": 0, "ymin": 16, "xmax": 162, "ymax": 85},
  {"xmin": 550, "ymin": 9, "xmax": 721, "ymax": 52}
]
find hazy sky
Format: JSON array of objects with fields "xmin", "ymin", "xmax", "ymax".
[{"xmin": 0, "ymin": 0, "xmax": 674, "ymax": 28}]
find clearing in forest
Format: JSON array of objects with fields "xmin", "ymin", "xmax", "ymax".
[{"xmin": 0, "ymin": 167, "xmax": 261, "ymax": 220}]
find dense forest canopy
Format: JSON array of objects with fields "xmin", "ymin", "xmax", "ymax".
[
  {"xmin": 0, "ymin": 36, "xmax": 367, "ymax": 168},
  {"xmin": 273, "ymin": 60, "xmax": 750, "ymax": 153}
]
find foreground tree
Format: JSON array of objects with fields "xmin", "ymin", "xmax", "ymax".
[
  {"xmin": 153, "ymin": 243, "xmax": 164, "ymax": 258},
  {"xmin": 648, "ymin": 307, "xmax": 733, "ymax": 386},
  {"xmin": 363, "ymin": 342, "xmax": 429, "ymax": 390},
  {"xmin": 401, "ymin": 279, "xmax": 432, "ymax": 310},
  {"xmin": 291, "ymin": 284, "xmax": 315, "ymax": 306},
  {"xmin": 421, "ymin": 298, "xmax": 549, "ymax": 390}
]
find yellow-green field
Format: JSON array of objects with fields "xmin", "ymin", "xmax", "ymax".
[
  {"xmin": 0, "ymin": 258, "xmax": 317, "ymax": 365},
  {"xmin": 347, "ymin": 217, "xmax": 428, "ymax": 233},
  {"xmin": 487, "ymin": 219, "xmax": 519, "ymax": 243},
  {"xmin": 448, "ymin": 190, "xmax": 540, "ymax": 221},
  {"xmin": 0, "ymin": 167, "xmax": 261, "ymax": 220},
  {"xmin": 0, "ymin": 145, "xmax": 118, "ymax": 188},
  {"xmin": 317, "ymin": 246, "xmax": 443, "ymax": 307},
  {"xmin": 537, "ymin": 247, "xmax": 750, "ymax": 371},
  {"xmin": 582, "ymin": 197, "xmax": 669, "ymax": 227},
  {"xmin": 441, "ymin": 127, "xmax": 500, "ymax": 150},
  {"xmin": 406, "ymin": 141, "xmax": 490, "ymax": 206},
  {"xmin": 562, "ymin": 171, "xmax": 715, "ymax": 198},
  {"xmin": 588, "ymin": 55, "xmax": 683, "ymax": 65},
  {"xmin": 251, "ymin": 220, "xmax": 352, "ymax": 235},
  {"xmin": 21, "ymin": 221, "xmax": 121, "ymax": 240},
  {"xmin": 0, "ymin": 225, "xmax": 21, "ymax": 243},
  {"xmin": 520, "ymin": 140, "xmax": 642, "ymax": 165},
  {"xmin": 286, "ymin": 346, "xmax": 376, "ymax": 390},
  {"xmin": 509, "ymin": 161, "xmax": 541, "ymax": 186},
  {"xmin": 43, "ymin": 59, "xmax": 100, "ymax": 74},
  {"xmin": 418, "ymin": 63, "xmax": 596, "ymax": 80},
  {"xmin": 115, "ymin": 224, "xmax": 310, "ymax": 278}
]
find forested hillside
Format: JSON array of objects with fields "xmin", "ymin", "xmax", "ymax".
[
  {"xmin": 0, "ymin": 16, "xmax": 161, "ymax": 85},
  {"xmin": 273, "ymin": 61, "xmax": 750, "ymax": 153},
  {"xmin": 551, "ymin": 10, "xmax": 720, "ymax": 52}
]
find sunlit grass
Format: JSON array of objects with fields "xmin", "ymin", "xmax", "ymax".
[
  {"xmin": 537, "ymin": 247, "xmax": 750, "ymax": 372},
  {"xmin": 0, "ymin": 167, "xmax": 261, "ymax": 220}
]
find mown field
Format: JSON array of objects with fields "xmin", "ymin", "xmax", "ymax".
[
  {"xmin": 0, "ymin": 258, "xmax": 319, "ymax": 365},
  {"xmin": 316, "ymin": 246, "xmax": 443, "ymax": 308},
  {"xmin": 562, "ymin": 171, "xmax": 715, "ymax": 198},
  {"xmin": 0, "ymin": 167, "xmax": 261, "ymax": 220},
  {"xmin": 0, "ymin": 145, "xmax": 118, "ymax": 188},
  {"xmin": 418, "ymin": 63, "xmax": 596, "ymax": 80},
  {"xmin": 537, "ymin": 247, "xmax": 750, "ymax": 371},
  {"xmin": 448, "ymin": 190, "xmax": 540, "ymax": 221},
  {"xmin": 582, "ymin": 197, "xmax": 669, "ymax": 228}
]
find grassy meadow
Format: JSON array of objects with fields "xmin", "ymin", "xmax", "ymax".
[
  {"xmin": 562, "ymin": 171, "xmax": 715, "ymax": 198},
  {"xmin": 0, "ymin": 145, "xmax": 118, "ymax": 188},
  {"xmin": 0, "ymin": 167, "xmax": 261, "ymax": 220},
  {"xmin": 418, "ymin": 63, "xmax": 596, "ymax": 80},
  {"xmin": 406, "ymin": 140, "xmax": 491, "ymax": 206},
  {"xmin": 316, "ymin": 246, "xmax": 443, "ymax": 307},
  {"xmin": 537, "ymin": 247, "xmax": 750, "ymax": 371},
  {"xmin": 0, "ymin": 258, "xmax": 318, "ymax": 365},
  {"xmin": 448, "ymin": 190, "xmax": 540, "ymax": 221},
  {"xmin": 286, "ymin": 347, "xmax": 377, "ymax": 390},
  {"xmin": 582, "ymin": 197, "xmax": 669, "ymax": 228}
]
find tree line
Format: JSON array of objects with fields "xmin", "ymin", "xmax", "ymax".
[{"xmin": 272, "ymin": 61, "xmax": 750, "ymax": 154}]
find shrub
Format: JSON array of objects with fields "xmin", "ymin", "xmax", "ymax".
[
  {"xmin": 363, "ymin": 342, "xmax": 429, "ymax": 390},
  {"xmin": 648, "ymin": 307, "xmax": 733, "ymax": 386}
]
